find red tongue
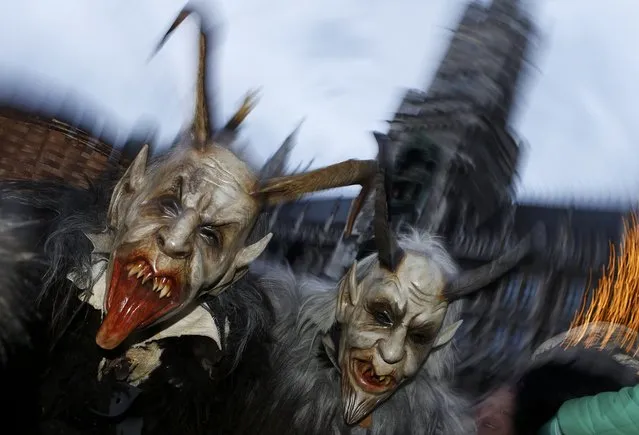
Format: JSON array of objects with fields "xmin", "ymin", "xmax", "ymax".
[
  {"xmin": 95, "ymin": 259, "xmax": 175, "ymax": 350},
  {"xmin": 95, "ymin": 291, "xmax": 170, "ymax": 350}
]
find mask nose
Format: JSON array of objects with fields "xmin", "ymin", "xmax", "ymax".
[
  {"xmin": 156, "ymin": 209, "xmax": 198, "ymax": 259},
  {"xmin": 157, "ymin": 230, "xmax": 193, "ymax": 258},
  {"xmin": 378, "ymin": 329, "xmax": 406, "ymax": 365}
]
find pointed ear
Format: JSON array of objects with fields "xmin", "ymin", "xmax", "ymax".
[
  {"xmin": 433, "ymin": 320, "xmax": 463, "ymax": 349},
  {"xmin": 207, "ymin": 233, "xmax": 273, "ymax": 297},
  {"xmin": 84, "ymin": 231, "xmax": 115, "ymax": 255},
  {"xmin": 336, "ymin": 262, "xmax": 359, "ymax": 323},
  {"xmin": 232, "ymin": 232, "xmax": 272, "ymax": 271},
  {"xmin": 107, "ymin": 145, "xmax": 149, "ymax": 228}
]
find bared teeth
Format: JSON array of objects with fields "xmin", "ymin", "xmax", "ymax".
[
  {"xmin": 127, "ymin": 262, "xmax": 172, "ymax": 298},
  {"xmin": 142, "ymin": 273, "xmax": 152, "ymax": 285},
  {"xmin": 159, "ymin": 285, "xmax": 171, "ymax": 298},
  {"xmin": 152, "ymin": 277, "xmax": 172, "ymax": 298},
  {"xmin": 127, "ymin": 262, "xmax": 145, "ymax": 278},
  {"xmin": 152, "ymin": 277, "xmax": 162, "ymax": 292}
]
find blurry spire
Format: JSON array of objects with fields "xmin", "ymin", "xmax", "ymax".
[{"xmin": 259, "ymin": 118, "xmax": 305, "ymax": 179}]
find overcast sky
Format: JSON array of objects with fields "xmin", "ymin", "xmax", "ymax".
[{"xmin": 0, "ymin": 0, "xmax": 637, "ymax": 203}]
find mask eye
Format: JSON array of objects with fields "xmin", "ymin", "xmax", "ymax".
[
  {"xmin": 158, "ymin": 196, "xmax": 181, "ymax": 218},
  {"xmin": 199, "ymin": 225, "xmax": 221, "ymax": 246},
  {"xmin": 373, "ymin": 310, "xmax": 393, "ymax": 326},
  {"xmin": 409, "ymin": 332, "xmax": 432, "ymax": 345}
]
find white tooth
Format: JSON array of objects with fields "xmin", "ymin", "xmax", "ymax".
[
  {"xmin": 159, "ymin": 285, "xmax": 170, "ymax": 298},
  {"xmin": 152, "ymin": 278, "xmax": 161, "ymax": 292},
  {"xmin": 142, "ymin": 273, "xmax": 152, "ymax": 285},
  {"xmin": 136, "ymin": 270, "xmax": 145, "ymax": 279},
  {"xmin": 128, "ymin": 263, "xmax": 143, "ymax": 277}
]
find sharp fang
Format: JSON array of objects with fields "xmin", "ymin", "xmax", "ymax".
[
  {"xmin": 142, "ymin": 273, "xmax": 152, "ymax": 285},
  {"xmin": 159, "ymin": 285, "xmax": 170, "ymax": 298},
  {"xmin": 152, "ymin": 278, "xmax": 161, "ymax": 292},
  {"xmin": 128, "ymin": 263, "xmax": 144, "ymax": 277}
]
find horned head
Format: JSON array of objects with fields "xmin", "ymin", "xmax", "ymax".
[
  {"xmin": 335, "ymin": 131, "xmax": 543, "ymax": 425},
  {"xmin": 92, "ymin": 5, "xmax": 376, "ymax": 350}
]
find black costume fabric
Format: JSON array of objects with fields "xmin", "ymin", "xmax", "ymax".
[
  {"xmin": 0, "ymin": 179, "xmax": 275, "ymax": 435},
  {"xmin": 512, "ymin": 328, "xmax": 639, "ymax": 434}
]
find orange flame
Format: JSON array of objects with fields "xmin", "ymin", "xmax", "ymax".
[{"xmin": 565, "ymin": 213, "xmax": 639, "ymax": 354}]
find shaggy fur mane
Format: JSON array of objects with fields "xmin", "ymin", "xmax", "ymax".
[
  {"xmin": 0, "ymin": 214, "xmax": 52, "ymax": 432},
  {"xmin": 0, "ymin": 179, "xmax": 111, "ymax": 333},
  {"xmin": 224, "ymin": 229, "xmax": 475, "ymax": 435},
  {"xmin": 0, "ymin": 216, "xmax": 47, "ymax": 359}
]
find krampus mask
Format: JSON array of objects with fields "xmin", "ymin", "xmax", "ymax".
[
  {"xmin": 90, "ymin": 6, "xmax": 376, "ymax": 350},
  {"xmin": 335, "ymin": 132, "xmax": 541, "ymax": 425}
]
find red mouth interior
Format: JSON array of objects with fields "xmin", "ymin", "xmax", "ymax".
[
  {"xmin": 351, "ymin": 359, "xmax": 396, "ymax": 394},
  {"xmin": 95, "ymin": 257, "xmax": 182, "ymax": 350}
]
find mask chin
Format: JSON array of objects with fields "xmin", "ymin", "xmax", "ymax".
[
  {"xmin": 339, "ymin": 348, "xmax": 399, "ymax": 426},
  {"xmin": 341, "ymin": 373, "xmax": 393, "ymax": 426}
]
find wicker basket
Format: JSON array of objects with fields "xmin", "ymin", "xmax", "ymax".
[{"xmin": 0, "ymin": 106, "xmax": 129, "ymax": 189}]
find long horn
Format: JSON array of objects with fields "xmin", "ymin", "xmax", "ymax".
[
  {"xmin": 372, "ymin": 131, "xmax": 405, "ymax": 271},
  {"xmin": 443, "ymin": 223, "xmax": 546, "ymax": 300},
  {"xmin": 214, "ymin": 89, "xmax": 260, "ymax": 148},
  {"xmin": 152, "ymin": 5, "xmax": 216, "ymax": 149},
  {"xmin": 254, "ymin": 159, "xmax": 377, "ymax": 235}
]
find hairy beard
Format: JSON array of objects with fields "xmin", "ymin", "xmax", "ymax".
[{"xmin": 341, "ymin": 371, "xmax": 388, "ymax": 425}]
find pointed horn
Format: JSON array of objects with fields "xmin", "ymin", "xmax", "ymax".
[
  {"xmin": 372, "ymin": 131, "xmax": 404, "ymax": 271},
  {"xmin": 254, "ymin": 159, "xmax": 377, "ymax": 231},
  {"xmin": 152, "ymin": 6, "xmax": 215, "ymax": 150},
  {"xmin": 214, "ymin": 89, "xmax": 260, "ymax": 147},
  {"xmin": 443, "ymin": 223, "xmax": 546, "ymax": 300},
  {"xmin": 259, "ymin": 117, "xmax": 304, "ymax": 180}
]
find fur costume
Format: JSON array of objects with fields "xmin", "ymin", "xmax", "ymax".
[
  {"xmin": 211, "ymin": 246, "xmax": 475, "ymax": 435},
  {"xmin": 207, "ymin": 132, "xmax": 542, "ymax": 435}
]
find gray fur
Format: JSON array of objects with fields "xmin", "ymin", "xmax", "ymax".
[
  {"xmin": 251, "ymin": 229, "xmax": 475, "ymax": 435},
  {"xmin": 0, "ymin": 218, "xmax": 39, "ymax": 361}
]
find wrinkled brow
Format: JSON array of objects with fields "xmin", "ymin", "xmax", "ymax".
[{"xmin": 409, "ymin": 280, "xmax": 446, "ymax": 307}]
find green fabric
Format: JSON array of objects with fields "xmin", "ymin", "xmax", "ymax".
[
  {"xmin": 554, "ymin": 384, "xmax": 639, "ymax": 435},
  {"xmin": 539, "ymin": 417, "xmax": 563, "ymax": 435}
]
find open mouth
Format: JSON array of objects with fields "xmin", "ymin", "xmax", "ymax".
[
  {"xmin": 95, "ymin": 256, "xmax": 183, "ymax": 350},
  {"xmin": 351, "ymin": 359, "xmax": 396, "ymax": 394}
]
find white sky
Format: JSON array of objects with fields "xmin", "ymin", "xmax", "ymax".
[{"xmin": 0, "ymin": 0, "xmax": 637, "ymax": 203}]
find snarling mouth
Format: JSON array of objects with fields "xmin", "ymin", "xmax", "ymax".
[
  {"xmin": 351, "ymin": 359, "xmax": 396, "ymax": 394},
  {"xmin": 95, "ymin": 257, "xmax": 183, "ymax": 350}
]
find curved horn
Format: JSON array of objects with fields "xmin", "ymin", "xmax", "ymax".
[
  {"xmin": 443, "ymin": 223, "xmax": 546, "ymax": 300},
  {"xmin": 254, "ymin": 159, "xmax": 377, "ymax": 235},
  {"xmin": 372, "ymin": 131, "xmax": 405, "ymax": 272},
  {"xmin": 152, "ymin": 6, "xmax": 218, "ymax": 149}
]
